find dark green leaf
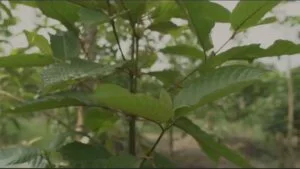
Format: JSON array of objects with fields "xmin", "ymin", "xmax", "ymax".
[
  {"xmin": 121, "ymin": 1, "xmax": 147, "ymax": 23},
  {"xmin": 148, "ymin": 70, "xmax": 180, "ymax": 86},
  {"xmin": 160, "ymin": 45, "xmax": 205, "ymax": 60},
  {"xmin": 41, "ymin": 59, "xmax": 124, "ymax": 92},
  {"xmin": 231, "ymin": 1, "xmax": 280, "ymax": 31},
  {"xmin": 6, "ymin": 92, "xmax": 89, "ymax": 114},
  {"xmin": 24, "ymin": 31, "xmax": 52, "ymax": 55},
  {"xmin": 0, "ymin": 54, "xmax": 53, "ymax": 68},
  {"xmin": 67, "ymin": 0, "xmax": 108, "ymax": 11},
  {"xmin": 79, "ymin": 7, "xmax": 108, "ymax": 25},
  {"xmin": 103, "ymin": 153, "xmax": 138, "ymax": 168},
  {"xmin": 180, "ymin": 1, "xmax": 215, "ymax": 51},
  {"xmin": 148, "ymin": 21, "xmax": 179, "ymax": 34},
  {"xmin": 50, "ymin": 31, "xmax": 80, "ymax": 60},
  {"xmin": 59, "ymin": 141, "xmax": 111, "ymax": 168},
  {"xmin": 85, "ymin": 108, "xmax": 118, "ymax": 132},
  {"xmin": 91, "ymin": 84, "xmax": 174, "ymax": 122},
  {"xmin": 174, "ymin": 65, "xmax": 267, "ymax": 112},
  {"xmin": 36, "ymin": 1, "xmax": 80, "ymax": 34},
  {"xmin": 175, "ymin": 117, "xmax": 252, "ymax": 168}
]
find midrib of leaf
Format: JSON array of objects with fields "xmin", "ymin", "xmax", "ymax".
[{"xmin": 234, "ymin": 1, "xmax": 269, "ymax": 32}]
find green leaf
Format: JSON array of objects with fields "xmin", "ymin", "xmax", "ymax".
[
  {"xmin": 48, "ymin": 132, "xmax": 71, "ymax": 151},
  {"xmin": 160, "ymin": 45, "xmax": 205, "ymax": 60},
  {"xmin": 79, "ymin": 7, "xmax": 109, "ymax": 25},
  {"xmin": 141, "ymin": 152, "xmax": 176, "ymax": 168},
  {"xmin": 174, "ymin": 65, "xmax": 267, "ymax": 112},
  {"xmin": 103, "ymin": 153, "xmax": 138, "ymax": 168},
  {"xmin": 180, "ymin": 1, "xmax": 215, "ymax": 51},
  {"xmin": 231, "ymin": 1, "xmax": 280, "ymax": 31},
  {"xmin": 50, "ymin": 31, "xmax": 80, "ymax": 60},
  {"xmin": 257, "ymin": 16, "xmax": 277, "ymax": 26},
  {"xmin": 148, "ymin": 70, "xmax": 180, "ymax": 86},
  {"xmin": 121, "ymin": 1, "xmax": 147, "ymax": 23},
  {"xmin": 91, "ymin": 84, "xmax": 174, "ymax": 122},
  {"xmin": 159, "ymin": 89, "xmax": 173, "ymax": 111},
  {"xmin": 6, "ymin": 92, "xmax": 89, "ymax": 114},
  {"xmin": 59, "ymin": 141, "xmax": 111, "ymax": 168},
  {"xmin": 0, "ymin": 54, "xmax": 53, "ymax": 68},
  {"xmin": 24, "ymin": 31, "xmax": 52, "ymax": 55},
  {"xmin": 36, "ymin": 1, "xmax": 80, "ymax": 34},
  {"xmin": 175, "ymin": 117, "xmax": 252, "ymax": 168},
  {"xmin": 148, "ymin": 21, "xmax": 179, "ymax": 34},
  {"xmin": 67, "ymin": 0, "xmax": 108, "ymax": 11},
  {"xmin": 41, "ymin": 59, "xmax": 124, "ymax": 92},
  {"xmin": 85, "ymin": 108, "xmax": 118, "ymax": 132},
  {"xmin": 151, "ymin": 1, "xmax": 183, "ymax": 23},
  {"xmin": 258, "ymin": 40, "xmax": 300, "ymax": 57},
  {"xmin": 0, "ymin": 146, "xmax": 43, "ymax": 166}
]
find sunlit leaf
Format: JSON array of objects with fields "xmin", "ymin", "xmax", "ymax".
[{"xmin": 175, "ymin": 117, "xmax": 252, "ymax": 168}]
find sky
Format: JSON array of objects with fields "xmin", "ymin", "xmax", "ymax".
[{"xmin": 5, "ymin": 1, "xmax": 300, "ymax": 72}]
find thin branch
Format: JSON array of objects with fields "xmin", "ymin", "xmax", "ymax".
[
  {"xmin": 0, "ymin": 90, "xmax": 24, "ymax": 102},
  {"xmin": 106, "ymin": 0, "xmax": 127, "ymax": 61}
]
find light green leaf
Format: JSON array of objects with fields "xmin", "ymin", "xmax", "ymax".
[
  {"xmin": 59, "ymin": 141, "xmax": 111, "ymax": 168},
  {"xmin": 41, "ymin": 59, "xmax": 124, "ymax": 91},
  {"xmin": 0, "ymin": 54, "xmax": 53, "ymax": 68},
  {"xmin": 160, "ymin": 45, "xmax": 205, "ymax": 60},
  {"xmin": 231, "ymin": 1, "xmax": 280, "ymax": 31},
  {"xmin": 67, "ymin": 0, "xmax": 108, "ymax": 11},
  {"xmin": 79, "ymin": 7, "xmax": 108, "ymax": 25},
  {"xmin": 174, "ymin": 65, "xmax": 267, "ymax": 112},
  {"xmin": 121, "ymin": 1, "xmax": 147, "ymax": 23},
  {"xmin": 159, "ymin": 89, "xmax": 173, "ymax": 111},
  {"xmin": 258, "ymin": 40, "xmax": 300, "ymax": 57},
  {"xmin": 91, "ymin": 84, "xmax": 174, "ymax": 122},
  {"xmin": 151, "ymin": 1, "xmax": 183, "ymax": 23},
  {"xmin": 180, "ymin": 0, "xmax": 215, "ymax": 51},
  {"xmin": 24, "ymin": 31, "xmax": 52, "ymax": 55},
  {"xmin": 148, "ymin": 21, "xmax": 179, "ymax": 34},
  {"xmin": 50, "ymin": 31, "xmax": 80, "ymax": 60},
  {"xmin": 103, "ymin": 153, "xmax": 138, "ymax": 168},
  {"xmin": 36, "ymin": 1, "xmax": 80, "ymax": 34},
  {"xmin": 175, "ymin": 117, "xmax": 252, "ymax": 168}
]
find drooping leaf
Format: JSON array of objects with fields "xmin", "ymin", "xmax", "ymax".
[
  {"xmin": 59, "ymin": 141, "xmax": 111, "ymax": 168},
  {"xmin": 148, "ymin": 70, "xmax": 181, "ymax": 86},
  {"xmin": 24, "ymin": 31, "xmax": 52, "ymax": 55},
  {"xmin": 67, "ymin": 0, "xmax": 108, "ymax": 11},
  {"xmin": 174, "ymin": 65, "xmax": 267, "ymax": 113},
  {"xmin": 141, "ymin": 152, "xmax": 176, "ymax": 168},
  {"xmin": 36, "ymin": 1, "xmax": 80, "ymax": 34},
  {"xmin": 175, "ymin": 117, "xmax": 252, "ymax": 168},
  {"xmin": 231, "ymin": 1, "xmax": 280, "ymax": 31},
  {"xmin": 148, "ymin": 21, "xmax": 179, "ymax": 34},
  {"xmin": 160, "ymin": 45, "xmax": 205, "ymax": 60},
  {"xmin": 0, "ymin": 146, "xmax": 43, "ymax": 166},
  {"xmin": 50, "ymin": 31, "xmax": 80, "ymax": 60},
  {"xmin": 120, "ymin": 1, "xmax": 147, "ymax": 23},
  {"xmin": 159, "ymin": 89, "xmax": 173, "ymax": 111},
  {"xmin": 0, "ymin": 54, "xmax": 53, "ymax": 68},
  {"xmin": 91, "ymin": 84, "xmax": 174, "ymax": 122},
  {"xmin": 85, "ymin": 107, "xmax": 118, "ymax": 132},
  {"xmin": 41, "ymin": 59, "xmax": 124, "ymax": 91},
  {"xmin": 6, "ymin": 92, "xmax": 90, "ymax": 114},
  {"xmin": 199, "ymin": 40, "xmax": 300, "ymax": 72},
  {"xmin": 257, "ymin": 16, "xmax": 277, "ymax": 26},
  {"xmin": 103, "ymin": 152, "xmax": 138, "ymax": 168},
  {"xmin": 79, "ymin": 7, "xmax": 109, "ymax": 25},
  {"xmin": 180, "ymin": 0, "xmax": 215, "ymax": 51}
]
